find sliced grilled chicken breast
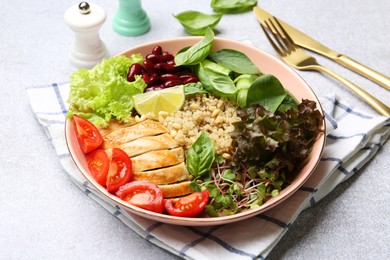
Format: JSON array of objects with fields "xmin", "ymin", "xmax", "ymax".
[
  {"xmin": 132, "ymin": 162, "xmax": 189, "ymax": 185},
  {"xmin": 131, "ymin": 147, "xmax": 184, "ymax": 172},
  {"xmin": 98, "ymin": 120, "xmax": 137, "ymax": 137},
  {"xmin": 158, "ymin": 181, "xmax": 193, "ymax": 198},
  {"xmin": 100, "ymin": 119, "xmax": 192, "ymax": 198},
  {"xmin": 102, "ymin": 119, "xmax": 169, "ymax": 149},
  {"xmin": 109, "ymin": 133, "xmax": 180, "ymax": 157}
]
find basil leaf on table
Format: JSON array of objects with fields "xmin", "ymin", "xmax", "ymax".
[
  {"xmin": 208, "ymin": 49, "xmax": 260, "ymax": 74},
  {"xmin": 174, "ymin": 27, "xmax": 214, "ymax": 66},
  {"xmin": 196, "ymin": 64, "xmax": 237, "ymax": 98},
  {"xmin": 210, "ymin": 0, "xmax": 257, "ymax": 14},
  {"xmin": 246, "ymin": 74, "xmax": 286, "ymax": 113},
  {"xmin": 186, "ymin": 132, "xmax": 215, "ymax": 178},
  {"xmin": 173, "ymin": 11, "xmax": 222, "ymax": 36}
]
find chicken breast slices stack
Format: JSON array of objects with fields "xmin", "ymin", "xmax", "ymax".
[{"xmin": 100, "ymin": 119, "xmax": 192, "ymax": 198}]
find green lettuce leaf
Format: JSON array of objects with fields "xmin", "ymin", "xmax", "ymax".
[{"xmin": 66, "ymin": 55, "xmax": 146, "ymax": 127}]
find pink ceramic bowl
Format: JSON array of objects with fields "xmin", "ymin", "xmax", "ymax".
[{"xmin": 65, "ymin": 37, "xmax": 326, "ymax": 226}]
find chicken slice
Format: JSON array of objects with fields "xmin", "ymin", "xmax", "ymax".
[
  {"xmin": 106, "ymin": 133, "xmax": 179, "ymax": 157},
  {"xmin": 98, "ymin": 120, "xmax": 136, "ymax": 137},
  {"xmin": 131, "ymin": 147, "xmax": 184, "ymax": 172},
  {"xmin": 132, "ymin": 162, "xmax": 189, "ymax": 185},
  {"xmin": 102, "ymin": 119, "xmax": 169, "ymax": 149},
  {"xmin": 158, "ymin": 181, "xmax": 193, "ymax": 198}
]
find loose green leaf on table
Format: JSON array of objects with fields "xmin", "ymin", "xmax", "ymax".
[
  {"xmin": 173, "ymin": 10, "xmax": 222, "ymax": 36},
  {"xmin": 210, "ymin": 0, "xmax": 257, "ymax": 14}
]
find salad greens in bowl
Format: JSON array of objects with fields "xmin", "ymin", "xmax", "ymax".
[{"xmin": 65, "ymin": 30, "xmax": 325, "ymax": 226}]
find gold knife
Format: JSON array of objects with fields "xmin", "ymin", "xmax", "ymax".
[{"xmin": 253, "ymin": 6, "xmax": 390, "ymax": 91}]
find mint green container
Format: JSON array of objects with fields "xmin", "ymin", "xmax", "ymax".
[{"xmin": 113, "ymin": 0, "xmax": 150, "ymax": 36}]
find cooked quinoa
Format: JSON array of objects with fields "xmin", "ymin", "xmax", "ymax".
[{"xmin": 158, "ymin": 94, "xmax": 241, "ymax": 155}]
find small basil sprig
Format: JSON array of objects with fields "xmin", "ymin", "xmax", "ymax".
[
  {"xmin": 210, "ymin": 0, "xmax": 257, "ymax": 14},
  {"xmin": 208, "ymin": 49, "xmax": 260, "ymax": 74},
  {"xmin": 174, "ymin": 27, "xmax": 214, "ymax": 66},
  {"xmin": 173, "ymin": 11, "xmax": 222, "ymax": 36},
  {"xmin": 186, "ymin": 132, "xmax": 215, "ymax": 178}
]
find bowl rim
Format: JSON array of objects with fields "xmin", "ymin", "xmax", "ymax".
[{"xmin": 65, "ymin": 36, "xmax": 326, "ymax": 226}]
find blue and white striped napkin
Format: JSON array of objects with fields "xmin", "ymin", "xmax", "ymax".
[{"xmin": 27, "ymin": 82, "xmax": 389, "ymax": 260}]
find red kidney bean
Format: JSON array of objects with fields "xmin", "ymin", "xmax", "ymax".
[
  {"xmin": 179, "ymin": 73, "xmax": 197, "ymax": 80},
  {"xmin": 154, "ymin": 62, "xmax": 175, "ymax": 72},
  {"xmin": 142, "ymin": 59, "xmax": 155, "ymax": 73},
  {"xmin": 145, "ymin": 53, "xmax": 160, "ymax": 64},
  {"xmin": 152, "ymin": 46, "xmax": 162, "ymax": 55},
  {"xmin": 142, "ymin": 73, "xmax": 151, "ymax": 85},
  {"xmin": 166, "ymin": 60, "xmax": 175, "ymax": 66},
  {"xmin": 127, "ymin": 63, "xmax": 143, "ymax": 82},
  {"xmin": 160, "ymin": 73, "xmax": 180, "ymax": 83},
  {"xmin": 182, "ymin": 76, "xmax": 199, "ymax": 84},
  {"xmin": 160, "ymin": 52, "xmax": 174, "ymax": 62},
  {"xmin": 140, "ymin": 45, "xmax": 201, "ymax": 91},
  {"xmin": 148, "ymin": 73, "xmax": 160, "ymax": 85},
  {"xmin": 164, "ymin": 79, "xmax": 183, "ymax": 88}
]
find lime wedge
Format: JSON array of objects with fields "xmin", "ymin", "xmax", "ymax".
[{"xmin": 133, "ymin": 85, "xmax": 185, "ymax": 118}]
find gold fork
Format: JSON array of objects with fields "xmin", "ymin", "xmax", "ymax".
[{"xmin": 260, "ymin": 18, "xmax": 390, "ymax": 117}]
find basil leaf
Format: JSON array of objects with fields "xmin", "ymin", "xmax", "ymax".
[
  {"xmin": 173, "ymin": 11, "xmax": 222, "ymax": 36},
  {"xmin": 186, "ymin": 132, "xmax": 215, "ymax": 178},
  {"xmin": 211, "ymin": 0, "xmax": 257, "ymax": 14},
  {"xmin": 246, "ymin": 74, "xmax": 286, "ymax": 113},
  {"xmin": 196, "ymin": 64, "xmax": 237, "ymax": 97},
  {"xmin": 201, "ymin": 59, "xmax": 231, "ymax": 76},
  {"xmin": 174, "ymin": 27, "xmax": 214, "ymax": 66},
  {"xmin": 208, "ymin": 49, "xmax": 260, "ymax": 74}
]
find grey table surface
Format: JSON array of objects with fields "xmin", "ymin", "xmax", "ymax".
[{"xmin": 1, "ymin": 0, "xmax": 389, "ymax": 259}]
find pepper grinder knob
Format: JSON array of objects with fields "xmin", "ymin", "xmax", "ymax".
[{"xmin": 64, "ymin": 2, "xmax": 109, "ymax": 69}]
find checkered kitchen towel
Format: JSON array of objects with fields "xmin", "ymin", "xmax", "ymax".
[{"xmin": 27, "ymin": 82, "xmax": 389, "ymax": 259}]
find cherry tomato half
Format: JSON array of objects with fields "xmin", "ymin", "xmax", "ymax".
[
  {"xmin": 116, "ymin": 181, "xmax": 164, "ymax": 214},
  {"xmin": 86, "ymin": 149, "xmax": 109, "ymax": 187},
  {"xmin": 106, "ymin": 148, "xmax": 133, "ymax": 193},
  {"xmin": 164, "ymin": 190, "xmax": 210, "ymax": 217},
  {"xmin": 73, "ymin": 114, "xmax": 103, "ymax": 154}
]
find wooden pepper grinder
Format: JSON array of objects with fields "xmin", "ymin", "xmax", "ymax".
[
  {"xmin": 113, "ymin": 0, "xmax": 150, "ymax": 36},
  {"xmin": 64, "ymin": 2, "xmax": 109, "ymax": 69}
]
